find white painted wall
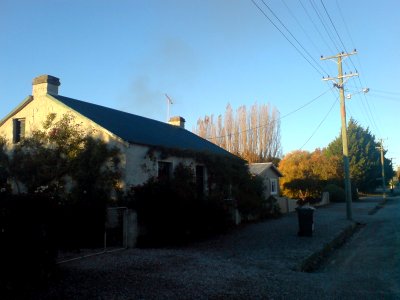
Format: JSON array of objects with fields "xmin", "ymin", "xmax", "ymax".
[{"xmin": 123, "ymin": 144, "xmax": 204, "ymax": 188}]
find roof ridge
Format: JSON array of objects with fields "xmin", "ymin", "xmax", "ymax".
[
  {"xmin": 51, "ymin": 95, "xmax": 234, "ymax": 157},
  {"xmin": 54, "ymin": 95, "xmax": 171, "ymax": 126},
  {"xmin": 0, "ymin": 95, "xmax": 34, "ymax": 127}
]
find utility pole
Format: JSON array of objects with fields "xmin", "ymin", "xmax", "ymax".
[
  {"xmin": 377, "ymin": 139, "xmax": 386, "ymax": 201},
  {"xmin": 321, "ymin": 50, "xmax": 358, "ymax": 220}
]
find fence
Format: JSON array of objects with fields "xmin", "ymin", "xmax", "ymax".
[
  {"xmin": 105, "ymin": 207, "xmax": 138, "ymax": 249},
  {"xmin": 276, "ymin": 197, "xmax": 299, "ymax": 214},
  {"xmin": 276, "ymin": 192, "xmax": 330, "ymax": 214}
]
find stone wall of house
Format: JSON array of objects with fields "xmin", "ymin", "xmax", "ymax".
[
  {"xmin": 261, "ymin": 177, "xmax": 271, "ymax": 199},
  {"xmin": 0, "ymin": 92, "xmax": 208, "ymax": 192},
  {"xmin": 123, "ymin": 144, "xmax": 208, "ymax": 190},
  {"xmin": 0, "ymin": 93, "xmax": 130, "ymax": 189},
  {"xmin": 0, "ymin": 95, "xmax": 122, "ymax": 145}
]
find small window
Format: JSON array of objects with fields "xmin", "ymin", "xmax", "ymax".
[
  {"xmin": 270, "ymin": 178, "xmax": 278, "ymax": 195},
  {"xmin": 13, "ymin": 118, "xmax": 25, "ymax": 144},
  {"xmin": 196, "ymin": 165, "xmax": 205, "ymax": 196},
  {"xmin": 158, "ymin": 161, "xmax": 172, "ymax": 180}
]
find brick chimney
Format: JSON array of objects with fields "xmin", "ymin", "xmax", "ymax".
[
  {"xmin": 168, "ymin": 116, "xmax": 185, "ymax": 129},
  {"xmin": 32, "ymin": 75, "xmax": 60, "ymax": 97}
]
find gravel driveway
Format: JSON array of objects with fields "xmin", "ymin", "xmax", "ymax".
[{"xmin": 33, "ymin": 199, "xmax": 381, "ymax": 299}]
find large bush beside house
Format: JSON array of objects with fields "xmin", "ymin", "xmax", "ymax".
[
  {"xmin": 0, "ymin": 113, "xmax": 121, "ymax": 250},
  {"xmin": 236, "ymin": 175, "xmax": 280, "ymax": 220},
  {"xmin": 263, "ymin": 195, "xmax": 281, "ymax": 218},
  {"xmin": 199, "ymin": 152, "xmax": 280, "ymax": 220}
]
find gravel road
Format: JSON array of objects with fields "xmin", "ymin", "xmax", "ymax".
[{"xmin": 32, "ymin": 198, "xmax": 389, "ymax": 299}]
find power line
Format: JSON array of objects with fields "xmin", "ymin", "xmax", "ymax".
[
  {"xmin": 345, "ymin": 87, "xmax": 381, "ymax": 136},
  {"xmin": 250, "ymin": 0, "xmax": 384, "ymax": 157},
  {"xmin": 333, "ymin": 0, "xmax": 383, "ymax": 137},
  {"xmin": 259, "ymin": 0, "xmax": 328, "ymax": 76},
  {"xmin": 345, "ymin": 101, "xmax": 368, "ymax": 129},
  {"xmin": 321, "ymin": 0, "xmax": 359, "ymax": 74},
  {"xmin": 324, "ymin": 0, "xmax": 381, "ymax": 138},
  {"xmin": 320, "ymin": 1, "xmax": 357, "ymax": 69},
  {"xmin": 320, "ymin": 0, "xmax": 350, "ymax": 56},
  {"xmin": 338, "ymin": 54, "xmax": 379, "ymax": 135},
  {"xmin": 298, "ymin": 0, "xmax": 334, "ymax": 54},
  {"xmin": 369, "ymin": 89, "xmax": 400, "ymax": 95},
  {"xmin": 206, "ymin": 87, "xmax": 333, "ymax": 140},
  {"xmin": 331, "ymin": 0, "xmax": 358, "ymax": 71},
  {"xmin": 312, "ymin": 0, "xmax": 356, "ymax": 82},
  {"xmin": 281, "ymin": 0, "xmax": 324, "ymax": 57},
  {"xmin": 347, "ymin": 86, "xmax": 400, "ymax": 95},
  {"xmin": 351, "ymin": 98, "xmax": 377, "ymax": 129},
  {"xmin": 250, "ymin": 0, "xmax": 327, "ymax": 77},
  {"xmin": 309, "ymin": 0, "xmax": 341, "ymax": 53},
  {"xmin": 299, "ymin": 96, "xmax": 338, "ymax": 150},
  {"xmin": 279, "ymin": 87, "xmax": 333, "ymax": 120},
  {"xmin": 362, "ymin": 95, "xmax": 382, "ymax": 137},
  {"xmin": 335, "ymin": 0, "xmax": 356, "ymax": 49},
  {"xmin": 320, "ymin": 1, "xmax": 378, "ymax": 134},
  {"xmin": 364, "ymin": 93, "xmax": 400, "ymax": 102}
]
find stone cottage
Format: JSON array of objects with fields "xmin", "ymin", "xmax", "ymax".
[{"xmin": 0, "ymin": 75, "xmax": 235, "ymax": 193}]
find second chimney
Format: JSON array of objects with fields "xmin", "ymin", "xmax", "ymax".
[{"xmin": 168, "ymin": 116, "xmax": 185, "ymax": 129}]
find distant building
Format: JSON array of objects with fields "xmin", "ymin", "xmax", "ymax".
[{"xmin": 249, "ymin": 162, "xmax": 283, "ymax": 198}]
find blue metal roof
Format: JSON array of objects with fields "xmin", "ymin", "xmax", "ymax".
[{"xmin": 52, "ymin": 95, "xmax": 232, "ymax": 156}]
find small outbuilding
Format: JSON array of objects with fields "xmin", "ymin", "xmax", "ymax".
[{"xmin": 249, "ymin": 163, "xmax": 283, "ymax": 199}]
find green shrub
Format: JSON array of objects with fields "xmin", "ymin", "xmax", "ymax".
[
  {"xmin": 236, "ymin": 175, "xmax": 265, "ymax": 218},
  {"xmin": 323, "ymin": 184, "xmax": 345, "ymax": 202},
  {"xmin": 283, "ymin": 178, "xmax": 328, "ymax": 200},
  {"xmin": 262, "ymin": 195, "xmax": 282, "ymax": 218}
]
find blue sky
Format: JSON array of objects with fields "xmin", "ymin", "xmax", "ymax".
[{"xmin": 1, "ymin": 0, "xmax": 399, "ymax": 169}]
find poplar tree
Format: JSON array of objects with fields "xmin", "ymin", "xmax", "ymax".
[{"xmin": 195, "ymin": 103, "xmax": 282, "ymax": 163}]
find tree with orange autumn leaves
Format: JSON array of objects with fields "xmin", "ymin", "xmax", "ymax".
[{"xmin": 279, "ymin": 149, "xmax": 341, "ymax": 199}]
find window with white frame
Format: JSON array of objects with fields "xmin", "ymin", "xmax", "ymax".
[{"xmin": 270, "ymin": 178, "xmax": 278, "ymax": 195}]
